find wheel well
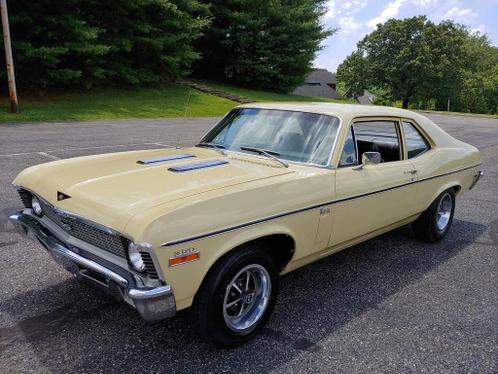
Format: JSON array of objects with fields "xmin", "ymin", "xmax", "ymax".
[
  {"xmin": 193, "ymin": 234, "xmax": 295, "ymax": 304},
  {"xmin": 452, "ymin": 185, "xmax": 461, "ymax": 195},
  {"xmin": 213, "ymin": 234, "xmax": 295, "ymax": 274},
  {"xmin": 247, "ymin": 234, "xmax": 295, "ymax": 272}
]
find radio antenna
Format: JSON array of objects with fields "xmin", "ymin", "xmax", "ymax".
[
  {"xmin": 177, "ymin": 87, "xmax": 193, "ymax": 149},
  {"xmin": 184, "ymin": 88, "xmax": 192, "ymax": 118}
]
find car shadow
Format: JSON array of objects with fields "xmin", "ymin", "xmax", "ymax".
[{"xmin": 0, "ymin": 218, "xmax": 487, "ymax": 372}]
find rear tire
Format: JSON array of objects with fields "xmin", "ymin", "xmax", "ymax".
[
  {"xmin": 191, "ymin": 245, "xmax": 279, "ymax": 348},
  {"xmin": 413, "ymin": 189, "xmax": 456, "ymax": 242}
]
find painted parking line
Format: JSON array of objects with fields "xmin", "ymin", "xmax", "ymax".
[
  {"xmin": 37, "ymin": 152, "xmax": 60, "ymax": 161},
  {"xmin": 0, "ymin": 142, "xmax": 175, "ymax": 157}
]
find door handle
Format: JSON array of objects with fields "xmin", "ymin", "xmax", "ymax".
[{"xmin": 404, "ymin": 169, "xmax": 417, "ymax": 175}]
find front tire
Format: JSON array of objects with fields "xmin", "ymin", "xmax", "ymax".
[
  {"xmin": 191, "ymin": 245, "xmax": 279, "ymax": 348},
  {"xmin": 413, "ymin": 189, "xmax": 456, "ymax": 242}
]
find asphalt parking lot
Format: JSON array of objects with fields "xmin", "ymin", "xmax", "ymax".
[{"xmin": 0, "ymin": 113, "xmax": 496, "ymax": 373}]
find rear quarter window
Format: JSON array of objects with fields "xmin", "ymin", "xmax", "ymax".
[{"xmin": 403, "ymin": 121, "xmax": 430, "ymax": 158}]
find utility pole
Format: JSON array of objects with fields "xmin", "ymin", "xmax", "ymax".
[
  {"xmin": 1, "ymin": 0, "xmax": 18, "ymax": 113},
  {"xmin": 447, "ymin": 98, "xmax": 450, "ymax": 112}
]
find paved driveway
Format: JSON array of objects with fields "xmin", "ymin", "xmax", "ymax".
[{"xmin": 0, "ymin": 114, "xmax": 496, "ymax": 373}]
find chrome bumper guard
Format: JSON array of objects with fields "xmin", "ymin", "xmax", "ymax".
[
  {"xmin": 469, "ymin": 170, "xmax": 484, "ymax": 190},
  {"xmin": 9, "ymin": 211, "xmax": 176, "ymax": 321}
]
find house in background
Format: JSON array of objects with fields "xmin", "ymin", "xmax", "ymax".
[
  {"xmin": 293, "ymin": 69, "xmax": 343, "ymax": 99},
  {"xmin": 344, "ymin": 87, "xmax": 377, "ymax": 105},
  {"xmin": 356, "ymin": 90, "xmax": 376, "ymax": 105}
]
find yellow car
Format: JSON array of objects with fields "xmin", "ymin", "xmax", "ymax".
[{"xmin": 9, "ymin": 103, "xmax": 482, "ymax": 347}]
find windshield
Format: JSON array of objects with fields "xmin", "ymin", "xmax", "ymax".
[{"xmin": 201, "ymin": 108, "xmax": 340, "ymax": 166}]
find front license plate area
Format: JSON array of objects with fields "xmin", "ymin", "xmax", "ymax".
[
  {"xmin": 26, "ymin": 227, "xmax": 38, "ymax": 241},
  {"xmin": 50, "ymin": 251, "xmax": 80, "ymax": 274}
]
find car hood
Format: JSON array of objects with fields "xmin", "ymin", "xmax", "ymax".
[{"xmin": 14, "ymin": 147, "xmax": 294, "ymax": 232}]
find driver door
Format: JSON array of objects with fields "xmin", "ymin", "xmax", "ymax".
[{"xmin": 329, "ymin": 118, "xmax": 418, "ymax": 247}]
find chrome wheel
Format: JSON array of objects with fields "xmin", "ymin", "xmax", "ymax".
[
  {"xmin": 436, "ymin": 192, "xmax": 452, "ymax": 231},
  {"xmin": 223, "ymin": 264, "xmax": 271, "ymax": 332}
]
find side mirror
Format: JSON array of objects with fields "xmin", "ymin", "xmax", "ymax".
[
  {"xmin": 362, "ymin": 151, "xmax": 382, "ymax": 165},
  {"xmin": 353, "ymin": 151, "xmax": 381, "ymax": 170}
]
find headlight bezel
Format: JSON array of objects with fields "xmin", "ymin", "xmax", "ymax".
[{"xmin": 31, "ymin": 195, "xmax": 43, "ymax": 216}]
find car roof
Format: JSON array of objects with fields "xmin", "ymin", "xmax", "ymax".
[{"xmin": 237, "ymin": 102, "xmax": 423, "ymax": 121}]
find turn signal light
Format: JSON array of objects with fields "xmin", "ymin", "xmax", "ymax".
[{"xmin": 169, "ymin": 253, "xmax": 200, "ymax": 267}]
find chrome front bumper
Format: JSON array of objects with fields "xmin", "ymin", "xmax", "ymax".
[{"xmin": 9, "ymin": 211, "xmax": 176, "ymax": 321}]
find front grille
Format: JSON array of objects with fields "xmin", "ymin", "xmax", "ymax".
[
  {"xmin": 140, "ymin": 252, "xmax": 159, "ymax": 279},
  {"xmin": 18, "ymin": 189, "xmax": 32, "ymax": 208},
  {"xmin": 17, "ymin": 189, "xmax": 129, "ymax": 258},
  {"xmin": 17, "ymin": 189, "xmax": 163, "ymax": 281},
  {"xmin": 57, "ymin": 215, "xmax": 129, "ymax": 258}
]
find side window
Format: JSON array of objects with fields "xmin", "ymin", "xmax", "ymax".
[
  {"xmin": 353, "ymin": 121, "xmax": 401, "ymax": 163},
  {"xmin": 339, "ymin": 127, "xmax": 358, "ymax": 166},
  {"xmin": 403, "ymin": 121, "xmax": 430, "ymax": 158}
]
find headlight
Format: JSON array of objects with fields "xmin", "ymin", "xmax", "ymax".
[
  {"xmin": 31, "ymin": 196, "xmax": 43, "ymax": 216},
  {"xmin": 128, "ymin": 242, "xmax": 151, "ymax": 272}
]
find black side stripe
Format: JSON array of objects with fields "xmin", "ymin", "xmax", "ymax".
[{"xmin": 161, "ymin": 163, "xmax": 481, "ymax": 247}]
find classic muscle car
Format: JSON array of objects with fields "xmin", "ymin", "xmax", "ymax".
[{"xmin": 9, "ymin": 103, "xmax": 482, "ymax": 347}]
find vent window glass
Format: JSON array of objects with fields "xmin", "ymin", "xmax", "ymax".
[{"xmin": 339, "ymin": 127, "xmax": 358, "ymax": 166}]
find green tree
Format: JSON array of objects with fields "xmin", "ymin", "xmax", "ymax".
[
  {"xmin": 4, "ymin": 0, "xmax": 109, "ymax": 90},
  {"xmin": 336, "ymin": 51, "xmax": 369, "ymax": 99},
  {"xmin": 453, "ymin": 34, "xmax": 498, "ymax": 113},
  {"xmin": 195, "ymin": 0, "xmax": 334, "ymax": 92},
  {"xmin": 423, "ymin": 21, "xmax": 473, "ymax": 111},
  {"xmin": 337, "ymin": 16, "xmax": 498, "ymax": 113},
  {"xmin": 2, "ymin": 0, "xmax": 209, "ymax": 90},
  {"xmin": 82, "ymin": 0, "xmax": 209, "ymax": 86},
  {"xmin": 337, "ymin": 16, "xmax": 469, "ymax": 109}
]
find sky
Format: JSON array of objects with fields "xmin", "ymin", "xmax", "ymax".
[{"xmin": 314, "ymin": 0, "xmax": 498, "ymax": 72}]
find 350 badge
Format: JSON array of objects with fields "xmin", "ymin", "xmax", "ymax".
[{"xmin": 169, "ymin": 248, "xmax": 200, "ymax": 267}]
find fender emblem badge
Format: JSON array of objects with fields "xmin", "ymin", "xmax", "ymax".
[
  {"xmin": 170, "ymin": 248, "xmax": 200, "ymax": 267},
  {"xmin": 57, "ymin": 191, "xmax": 71, "ymax": 201}
]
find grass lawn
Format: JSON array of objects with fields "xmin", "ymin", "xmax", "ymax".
[
  {"xmin": 0, "ymin": 81, "xmax": 356, "ymax": 123},
  {"xmin": 0, "ymin": 84, "xmax": 237, "ymax": 123},
  {"xmin": 195, "ymin": 80, "xmax": 357, "ymax": 103},
  {"xmin": 1, "ymin": 82, "xmax": 495, "ymax": 123}
]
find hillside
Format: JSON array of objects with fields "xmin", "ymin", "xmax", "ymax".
[{"xmin": 0, "ymin": 82, "xmax": 355, "ymax": 123}]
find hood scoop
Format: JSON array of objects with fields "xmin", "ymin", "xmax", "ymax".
[
  {"xmin": 137, "ymin": 153, "xmax": 196, "ymax": 165},
  {"xmin": 168, "ymin": 160, "xmax": 229, "ymax": 173}
]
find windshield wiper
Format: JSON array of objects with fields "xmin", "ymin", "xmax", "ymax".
[
  {"xmin": 240, "ymin": 146, "xmax": 289, "ymax": 168},
  {"xmin": 196, "ymin": 142, "xmax": 227, "ymax": 155}
]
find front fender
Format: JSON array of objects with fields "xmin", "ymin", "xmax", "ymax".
[{"xmin": 153, "ymin": 222, "xmax": 297, "ymax": 311}]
